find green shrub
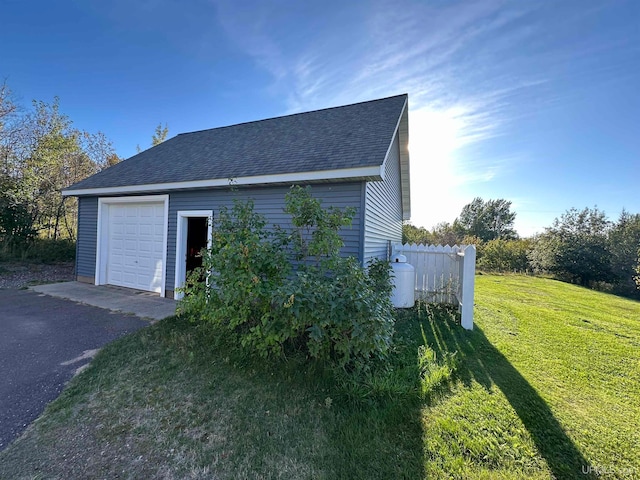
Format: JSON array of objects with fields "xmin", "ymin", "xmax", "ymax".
[
  {"xmin": 27, "ymin": 238, "xmax": 76, "ymax": 263},
  {"xmin": 178, "ymin": 186, "xmax": 396, "ymax": 373},
  {"xmin": 0, "ymin": 238, "xmax": 76, "ymax": 263},
  {"xmin": 178, "ymin": 199, "xmax": 291, "ymax": 357},
  {"xmin": 0, "ymin": 194, "xmax": 36, "ymax": 252},
  {"xmin": 478, "ymin": 238, "xmax": 532, "ymax": 272},
  {"xmin": 275, "ymin": 256, "xmax": 394, "ymax": 369}
]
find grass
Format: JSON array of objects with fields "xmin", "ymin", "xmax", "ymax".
[
  {"xmin": 0, "ymin": 313, "xmax": 432, "ymax": 479},
  {"xmin": 418, "ymin": 275, "xmax": 640, "ymax": 479},
  {"xmin": 1, "ymin": 274, "xmax": 638, "ymax": 479}
]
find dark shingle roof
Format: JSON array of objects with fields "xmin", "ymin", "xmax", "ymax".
[{"xmin": 65, "ymin": 94, "xmax": 408, "ymax": 192}]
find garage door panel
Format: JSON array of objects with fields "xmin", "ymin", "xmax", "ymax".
[
  {"xmin": 123, "ymin": 272, "xmax": 136, "ymax": 285},
  {"xmin": 139, "ymin": 224, "xmax": 152, "ymax": 236},
  {"xmin": 106, "ymin": 201, "xmax": 165, "ymax": 293},
  {"xmin": 123, "ymin": 253, "xmax": 138, "ymax": 268},
  {"xmin": 140, "ymin": 233, "xmax": 154, "ymax": 242},
  {"xmin": 140, "ymin": 206, "xmax": 155, "ymax": 216},
  {"xmin": 138, "ymin": 257, "xmax": 153, "ymax": 268},
  {"xmin": 124, "ymin": 240, "xmax": 137, "ymax": 252},
  {"xmin": 153, "ymin": 241, "xmax": 164, "ymax": 254}
]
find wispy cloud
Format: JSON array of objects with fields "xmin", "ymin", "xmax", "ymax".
[
  {"xmin": 212, "ymin": 0, "xmax": 540, "ymax": 151},
  {"xmin": 210, "ymin": 0, "xmax": 634, "ymax": 228}
]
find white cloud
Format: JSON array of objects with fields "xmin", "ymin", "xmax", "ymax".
[{"xmin": 212, "ymin": 0, "xmax": 549, "ymax": 228}]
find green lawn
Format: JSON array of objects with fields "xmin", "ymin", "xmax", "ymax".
[
  {"xmin": 1, "ymin": 275, "xmax": 638, "ymax": 479},
  {"xmin": 419, "ymin": 275, "xmax": 640, "ymax": 479}
]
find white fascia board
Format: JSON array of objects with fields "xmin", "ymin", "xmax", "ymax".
[
  {"xmin": 379, "ymin": 95, "xmax": 409, "ymax": 181},
  {"xmin": 62, "ymin": 165, "xmax": 383, "ymax": 197},
  {"xmin": 378, "ymin": 97, "xmax": 411, "ymax": 220},
  {"xmin": 398, "ymin": 103, "xmax": 411, "ymax": 220}
]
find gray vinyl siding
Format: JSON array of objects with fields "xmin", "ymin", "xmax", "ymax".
[
  {"xmin": 363, "ymin": 132, "xmax": 403, "ymax": 264},
  {"xmin": 76, "ymin": 196, "xmax": 98, "ymax": 278},
  {"xmin": 74, "ymin": 183, "xmax": 364, "ymax": 294},
  {"xmin": 166, "ymin": 182, "xmax": 364, "ymax": 292}
]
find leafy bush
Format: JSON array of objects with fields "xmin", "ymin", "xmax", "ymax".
[
  {"xmin": 178, "ymin": 199, "xmax": 291, "ymax": 357},
  {"xmin": 25, "ymin": 238, "xmax": 76, "ymax": 263},
  {"xmin": 284, "ymin": 185, "xmax": 355, "ymax": 262},
  {"xmin": 0, "ymin": 192, "xmax": 36, "ymax": 252},
  {"xmin": 478, "ymin": 238, "xmax": 532, "ymax": 272},
  {"xmin": 528, "ymin": 207, "xmax": 614, "ymax": 286},
  {"xmin": 279, "ymin": 186, "xmax": 394, "ymax": 369},
  {"xmin": 276, "ymin": 256, "xmax": 394, "ymax": 369},
  {"xmin": 178, "ymin": 186, "xmax": 395, "ymax": 372},
  {"xmin": 1, "ymin": 180, "xmax": 76, "ymax": 263},
  {"xmin": 0, "ymin": 237, "xmax": 75, "ymax": 263}
]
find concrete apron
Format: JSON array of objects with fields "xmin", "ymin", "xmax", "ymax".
[{"xmin": 30, "ymin": 282, "xmax": 176, "ymax": 322}]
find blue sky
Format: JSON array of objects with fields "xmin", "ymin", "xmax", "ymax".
[{"xmin": 2, "ymin": 0, "xmax": 638, "ymax": 236}]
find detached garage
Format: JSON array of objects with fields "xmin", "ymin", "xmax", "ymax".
[
  {"xmin": 63, "ymin": 94, "xmax": 411, "ymax": 298},
  {"xmin": 96, "ymin": 196, "xmax": 168, "ymax": 294}
]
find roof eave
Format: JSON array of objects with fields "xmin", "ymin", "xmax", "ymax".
[{"xmin": 61, "ymin": 165, "xmax": 383, "ymax": 197}]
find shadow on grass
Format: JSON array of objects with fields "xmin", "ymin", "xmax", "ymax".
[{"xmin": 420, "ymin": 307, "xmax": 593, "ymax": 480}]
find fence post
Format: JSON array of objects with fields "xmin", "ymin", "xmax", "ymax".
[{"xmin": 460, "ymin": 245, "xmax": 476, "ymax": 330}]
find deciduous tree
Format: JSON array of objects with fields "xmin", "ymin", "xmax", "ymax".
[
  {"xmin": 136, "ymin": 123, "xmax": 169, "ymax": 153},
  {"xmin": 455, "ymin": 197, "xmax": 517, "ymax": 241},
  {"xmin": 529, "ymin": 207, "xmax": 613, "ymax": 286},
  {"xmin": 635, "ymin": 248, "xmax": 640, "ymax": 290},
  {"xmin": 478, "ymin": 238, "xmax": 532, "ymax": 272},
  {"xmin": 608, "ymin": 210, "xmax": 640, "ymax": 297},
  {"xmin": 402, "ymin": 221, "xmax": 463, "ymax": 246},
  {"xmin": 151, "ymin": 123, "xmax": 169, "ymax": 146},
  {"xmin": 0, "ymin": 83, "xmax": 121, "ymax": 248}
]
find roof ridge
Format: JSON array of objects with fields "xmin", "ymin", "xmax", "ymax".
[{"xmin": 178, "ymin": 93, "xmax": 408, "ymax": 137}]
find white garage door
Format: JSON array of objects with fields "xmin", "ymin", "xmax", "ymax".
[{"xmin": 106, "ymin": 202, "xmax": 165, "ymax": 293}]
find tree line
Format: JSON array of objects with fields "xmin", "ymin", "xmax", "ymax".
[
  {"xmin": 0, "ymin": 80, "xmax": 167, "ymax": 258},
  {"xmin": 403, "ymin": 198, "xmax": 640, "ymax": 299}
]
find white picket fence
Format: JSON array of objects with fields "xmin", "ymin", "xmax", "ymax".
[{"xmin": 392, "ymin": 243, "xmax": 476, "ymax": 330}]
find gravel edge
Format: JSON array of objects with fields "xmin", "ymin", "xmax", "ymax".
[{"xmin": 0, "ymin": 262, "xmax": 75, "ymax": 289}]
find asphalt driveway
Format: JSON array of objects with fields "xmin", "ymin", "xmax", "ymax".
[{"xmin": 0, "ymin": 289, "xmax": 149, "ymax": 451}]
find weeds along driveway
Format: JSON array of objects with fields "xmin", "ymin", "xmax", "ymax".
[{"xmin": 0, "ymin": 288, "xmax": 149, "ymax": 451}]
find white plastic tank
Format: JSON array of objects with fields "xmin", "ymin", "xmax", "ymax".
[{"xmin": 390, "ymin": 254, "xmax": 415, "ymax": 308}]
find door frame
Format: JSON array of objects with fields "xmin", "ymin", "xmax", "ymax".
[
  {"xmin": 95, "ymin": 195, "xmax": 169, "ymax": 296},
  {"xmin": 174, "ymin": 210, "xmax": 213, "ymax": 300}
]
